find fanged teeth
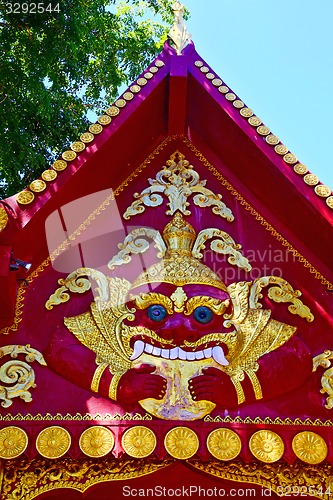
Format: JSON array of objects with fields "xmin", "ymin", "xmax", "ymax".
[{"xmin": 131, "ymin": 340, "xmax": 229, "ymax": 366}]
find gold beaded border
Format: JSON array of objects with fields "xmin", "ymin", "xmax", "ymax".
[
  {"xmin": 194, "ymin": 60, "xmax": 333, "ymax": 210},
  {"xmin": 15, "ymin": 59, "xmax": 165, "ymax": 207}
]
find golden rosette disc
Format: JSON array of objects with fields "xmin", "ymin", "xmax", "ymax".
[
  {"xmin": 137, "ymin": 78, "xmax": 147, "ymax": 86},
  {"xmin": 70, "ymin": 141, "xmax": 86, "ymax": 152},
  {"xmin": 0, "ymin": 206, "xmax": 9, "ymax": 231},
  {"xmin": 294, "ymin": 163, "xmax": 308, "ymax": 175},
  {"xmin": 249, "ymin": 430, "xmax": 284, "ymax": 463},
  {"xmin": 292, "ymin": 431, "xmax": 328, "ymax": 465},
  {"xmin": 150, "ymin": 66, "xmax": 158, "ymax": 73},
  {"xmin": 98, "ymin": 114, "xmax": 112, "ymax": 125},
  {"xmin": 41, "ymin": 169, "xmax": 58, "ymax": 182},
  {"xmin": 303, "ymin": 173, "xmax": 319, "ymax": 186},
  {"xmin": 62, "ymin": 150, "xmax": 77, "ymax": 161},
  {"xmin": 130, "ymin": 85, "xmax": 141, "ymax": 94},
  {"xmin": 36, "ymin": 426, "xmax": 71, "ymax": 459},
  {"xmin": 326, "ymin": 196, "xmax": 333, "ymax": 209},
  {"xmin": 164, "ymin": 427, "xmax": 199, "ymax": 460},
  {"xmin": 155, "ymin": 60, "xmax": 164, "ymax": 67},
  {"xmin": 89, "ymin": 123, "xmax": 103, "ymax": 134},
  {"xmin": 79, "ymin": 133, "xmax": 94, "ymax": 144},
  {"xmin": 16, "ymin": 190, "xmax": 35, "ymax": 205},
  {"xmin": 79, "ymin": 426, "xmax": 114, "ymax": 458},
  {"xmin": 144, "ymin": 72, "xmax": 153, "ymax": 79},
  {"xmin": 106, "ymin": 106, "xmax": 120, "ymax": 116},
  {"xmin": 122, "ymin": 426, "xmax": 156, "ymax": 458},
  {"xmin": 248, "ymin": 116, "xmax": 262, "ymax": 127},
  {"xmin": 52, "ymin": 159, "xmax": 67, "ymax": 171},
  {"xmin": 314, "ymin": 184, "xmax": 331, "ymax": 198},
  {"xmin": 207, "ymin": 428, "xmax": 241, "ymax": 461},
  {"xmin": 123, "ymin": 92, "xmax": 134, "ymax": 101},
  {"xmin": 0, "ymin": 426, "xmax": 28, "ymax": 459},
  {"xmin": 240, "ymin": 107, "xmax": 253, "ymax": 117},
  {"xmin": 30, "ymin": 179, "xmax": 47, "ymax": 193},
  {"xmin": 266, "ymin": 134, "xmax": 280, "ymax": 146},
  {"xmin": 274, "ymin": 144, "xmax": 289, "ymax": 155},
  {"xmin": 115, "ymin": 99, "xmax": 126, "ymax": 108}
]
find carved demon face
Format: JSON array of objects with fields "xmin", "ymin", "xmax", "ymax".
[{"xmin": 127, "ymin": 282, "xmax": 236, "ymax": 420}]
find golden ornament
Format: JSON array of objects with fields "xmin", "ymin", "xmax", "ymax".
[
  {"xmin": 314, "ymin": 185, "xmax": 331, "ymax": 198},
  {"xmin": 80, "ymin": 133, "xmax": 94, "ymax": 143},
  {"xmin": 303, "ymin": 173, "xmax": 319, "ymax": 186},
  {"xmin": 218, "ymin": 85, "xmax": 229, "ymax": 94},
  {"xmin": 144, "ymin": 72, "xmax": 153, "ymax": 79},
  {"xmin": 194, "ymin": 60, "xmax": 203, "ymax": 67},
  {"xmin": 122, "ymin": 426, "xmax": 156, "ymax": 458},
  {"xmin": 98, "ymin": 114, "xmax": 112, "ymax": 125},
  {"xmin": 70, "ymin": 141, "xmax": 85, "ymax": 152},
  {"xmin": 248, "ymin": 116, "xmax": 262, "ymax": 127},
  {"xmin": 30, "ymin": 179, "xmax": 47, "ymax": 193},
  {"xmin": 115, "ymin": 99, "xmax": 126, "ymax": 108},
  {"xmin": 16, "ymin": 190, "xmax": 35, "ymax": 205},
  {"xmin": 0, "ymin": 426, "xmax": 28, "ymax": 459},
  {"xmin": 274, "ymin": 144, "xmax": 288, "ymax": 155},
  {"xmin": 266, "ymin": 135, "xmax": 280, "ymax": 145},
  {"xmin": 249, "ymin": 430, "xmax": 284, "ymax": 463},
  {"xmin": 36, "ymin": 426, "xmax": 71, "ymax": 459},
  {"xmin": 200, "ymin": 66, "xmax": 209, "ymax": 73},
  {"xmin": 155, "ymin": 60, "xmax": 165, "ymax": 67},
  {"xmin": 137, "ymin": 78, "xmax": 148, "ymax": 86},
  {"xmin": 79, "ymin": 426, "xmax": 114, "ymax": 458},
  {"xmin": 150, "ymin": 67, "xmax": 158, "ymax": 73},
  {"xmin": 164, "ymin": 427, "xmax": 199, "ymax": 460},
  {"xmin": 0, "ymin": 207, "xmax": 9, "ymax": 231},
  {"xmin": 207, "ymin": 429, "xmax": 241, "ymax": 461},
  {"xmin": 212, "ymin": 78, "xmax": 222, "ymax": 86},
  {"xmin": 106, "ymin": 106, "xmax": 120, "ymax": 116},
  {"xmin": 257, "ymin": 126, "xmax": 270, "ymax": 136},
  {"xmin": 240, "ymin": 107, "xmax": 253, "ymax": 118},
  {"xmin": 52, "ymin": 159, "xmax": 67, "ymax": 171},
  {"xmin": 62, "ymin": 150, "xmax": 77, "ymax": 161},
  {"xmin": 283, "ymin": 153, "xmax": 297, "ymax": 164},
  {"xmin": 292, "ymin": 431, "xmax": 328, "ymax": 464},
  {"xmin": 326, "ymin": 196, "xmax": 333, "ymax": 209},
  {"xmin": 130, "ymin": 85, "xmax": 141, "ymax": 93},
  {"xmin": 293, "ymin": 163, "xmax": 308, "ymax": 175},
  {"xmin": 225, "ymin": 93, "xmax": 236, "ymax": 101},
  {"xmin": 206, "ymin": 72, "xmax": 215, "ymax": 80},
  {"xmin": 123, "ymin": 92, "xmax": 134, "ymax": 101},
  {"xmin": 89, "ymin": 123, "xmax": 103, "ymax": 134},
  {"xmin": 233, "ymin": 100, "xmax": 244, "ymax": 109}
]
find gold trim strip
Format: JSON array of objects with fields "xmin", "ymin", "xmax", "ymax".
[
  {"xmin": 109, "ymin": 373, "xmax": 123, "ymax": 401},
  {"xmin": 247, "ymin": 369, "xmax": 263, "ymax": 400},
  {"xmin": 91, "ymin": 363, "xmax": 108, "ymax": 393},
  {"xmin": 231, "ymin": 378, "xmax": 245, "ymax": 405}
]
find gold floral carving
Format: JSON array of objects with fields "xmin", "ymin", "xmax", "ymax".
[
  {"xmin": 170, "ymin": 287, "xmax": 188, "ymax": 312},
  {"xmin": 0, "ymin": 345, "xmax": 46, "ymax": 408},
  {"xmin": 108, "ymin": 227, "xmax": 166, "ymax": 269},
  {"xmin": 207, "ymin": 429, "xmax": 241, "ymax": 461},
  {"xmin": 123, "ymin": 150, "xmax": 234, "ymax": 221},
  {"xmin": 2, "ymin": 457, "xmax": 174, "ymax": 499},
  {"xmin": 313, "ymin": 350, "xmax": 333, "ymax": 409},
  {"xmin": 249, "ymin": 276, "xmax": 314, "ymax": 322},
  {"xmin": 36, "ymin": 426, "xmax": 71, "ymax": 459},
  {"xmin": 79, "ymin": 426, "xmax": 114, "ymax": 458},
  {"xmin": 249, "ymin": 430, "xmax": 284, "ymax": 463},
  {"xmin": 164, "ymin": 427, "xmax": 199, "ymax": 459},
  {"xmin": 122, "ymin": 426, "xmax": 157, "ymax": 458},
  {"xmin": 292, "ymin": 431, "xmax": 328, "ymax": 464},
  {"xmin": 0, "ymin": 426, "xmax": 28, "ymax": 459},
  {"xmin": 188, "ymin": 460, "xmax": 333, "ymax": 500},
  {"xmin": 0, "ymin": 207, "xmax": 8, "ymax": 231}
]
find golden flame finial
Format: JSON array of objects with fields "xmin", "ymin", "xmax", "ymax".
[{"xmin": 168, "ymin": 2, "xmax": 192, "ymax": 55}]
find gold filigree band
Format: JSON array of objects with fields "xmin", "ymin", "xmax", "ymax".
[
  {"xmin": 247, "ymin": 369, "xmax": 263, "ymax": 400},
  {"xmin": 109, "ymin": 373, "xmax": 123, "ymax": 401},
  {"xmin": 91, "ymin": 363, "xmax": 109, "ymax": 393}
]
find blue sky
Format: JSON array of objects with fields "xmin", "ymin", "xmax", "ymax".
[{"xmin": 184, "ymin": 0, "xmax": 333, "ymax": 189}]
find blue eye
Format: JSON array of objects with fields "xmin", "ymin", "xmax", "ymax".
[
  {"xmin": 147, "ymin": 304, "xmax": 167, "ymax": 322},
  {"xmin": 193, "ymin": 306, "xmax": 213, "ymax": 324}
]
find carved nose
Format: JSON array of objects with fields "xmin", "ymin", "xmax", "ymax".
[{"xmin": 157, "ymin": 315, "xmax": 199, "ymax": 344}]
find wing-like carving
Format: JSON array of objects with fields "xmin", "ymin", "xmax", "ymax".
[{"xmin": 193, "ymin": 229, "xmax": 251, "ymax": 272}]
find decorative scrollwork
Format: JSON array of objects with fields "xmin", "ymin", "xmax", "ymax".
[
  {"xmin": 193, "ymin": 228, "xmax": 251, "ymax": 271},
  {"xmin": 313, "ymin": 350, "xmax": 333, "ymax": 409},
  {"xmin": 45, "ymin": 267, "xmax": 109, "ymax": 310},
  {"xmin": 249, "ymin": 276, "xmax": 314, "ymax": 322},
  {"xmin": 108, "ymin": 228, "xmax": 166, "ymax": 269},
  {"xmin": 123, "ymin": 151, "xmax": 234, "ymax": 221},
  {"xmin": 0, "ymin": 345, "xmax": 46, "ymax": 408}
]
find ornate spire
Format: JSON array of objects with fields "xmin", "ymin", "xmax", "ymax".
[{"xmin": 168, "ymin": 2, "xmax": 192, "ymax": 55}]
